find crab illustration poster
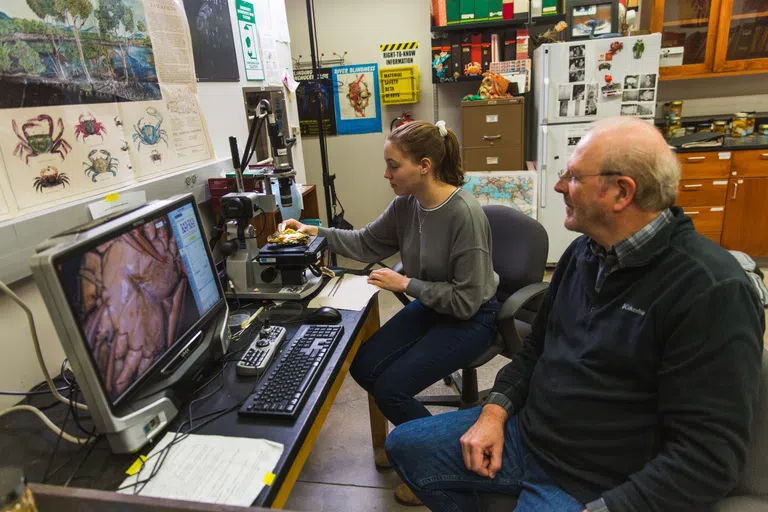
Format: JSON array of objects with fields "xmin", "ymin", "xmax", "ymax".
[
  {"xmin": 332, "ymin": 64, "xmax": 382, "ymax": 135},
  {"xmin": 0, "ymin": 0, "xmax": 213, "ymax": 217}
]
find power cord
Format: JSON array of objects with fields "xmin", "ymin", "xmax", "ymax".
[{"xmin": 0, "ymin": 279, "xmax": 91, "ymax": 445}]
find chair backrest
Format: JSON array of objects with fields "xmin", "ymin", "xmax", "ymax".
[
  {"xmin": 483, "ymin": 205, "xmax": 549, "ymax": 301},
  {"xmin": 734, "ymin": 349, "xmax": 768, "ymax": 497}
]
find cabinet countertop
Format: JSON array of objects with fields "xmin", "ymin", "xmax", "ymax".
[{"xmin": 673, "ymin": 136, "xmax": 768, "ymax": 153}]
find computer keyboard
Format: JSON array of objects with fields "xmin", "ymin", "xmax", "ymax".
[{"xmin": 237, "ymin": 324, "xmax": 344, "ymax": 420}]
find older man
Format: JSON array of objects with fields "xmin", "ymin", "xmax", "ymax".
[{"xmin": 385, "ymin": 118, "xmax": 765, "ymax": 511}]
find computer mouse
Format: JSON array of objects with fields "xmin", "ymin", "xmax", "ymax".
[{"xmin": 306, "ymin": 306, "xmax": 342, "ymax": 324}]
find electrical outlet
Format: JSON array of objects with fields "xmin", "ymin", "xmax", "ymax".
[{"xmin": 291, "ymin": 126, "xmax": 300, "ymax": 138}]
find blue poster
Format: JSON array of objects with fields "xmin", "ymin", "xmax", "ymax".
[{"xmin": 332, "ymin": 64, "xmax": 382, "ymax": 135}]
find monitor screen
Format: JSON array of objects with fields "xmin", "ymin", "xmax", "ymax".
[{"xmin": 56, "ymin": 202, "xmax": 221, "ymax": 406}]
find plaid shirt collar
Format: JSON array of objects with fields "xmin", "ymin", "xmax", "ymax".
[{"xmin": 590, "ymin": 208, "xmax": 673, "ymax": 291}]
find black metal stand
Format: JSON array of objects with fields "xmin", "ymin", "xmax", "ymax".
[{"xmin": 305, "ymin": 0, "xmax": 341, "ymax": 265}]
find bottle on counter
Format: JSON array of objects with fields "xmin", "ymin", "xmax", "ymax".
[
  {"xmin": 732, "ymin": 112, "xmax": 749, "ymax": 137},
  {"xmin": 669, "ymin": 101, "xmax": 683, "ymax": 118},
  {"xmin": 0, "ymin": 469, "xmax": 37, "ymax": 512},
  {"xmin": 713, "ymin": 120, "xmax": 728, "ymax": 134},
  {"xmin": 745, "ymin": 111, "xmax": 756, "ymax": 135}
]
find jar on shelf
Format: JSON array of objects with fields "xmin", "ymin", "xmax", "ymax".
[
  {"xmin": 759, "ymin": 124, "xmax": 768, "ymax": 136},
  {"xmin": 669, "ymin": 101, "xmax": 683, "ymax": 118},
  {"xmin": 696, "ymin": 122, "xmax": 712, "ymax": 132},
  {"xmin": 732, "ymin": 112, "xmax": 749, "ymax": 137},
  {"xmin": 685, "ymin": 126, "xmax": 695, "ymax": 135},
  {"xmin": 666, "ymin": 113, "xmax": 682, "ymax": 139},
  {"xmin": 745, "ymin": 112, "xmax": 756, "ymax": 135},
  {"xmin": 713, "ymin": 120, "xmax": 728, "ymax": 134}
]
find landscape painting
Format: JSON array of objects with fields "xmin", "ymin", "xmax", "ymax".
[{"xmin": 0, "ymin": 0, "xmax": 161, "ymax": 109}]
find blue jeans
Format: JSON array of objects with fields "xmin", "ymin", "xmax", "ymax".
[
  {"xmin": 350, "ymin": 299, "xmax": 499, "ymax": 426},
  {"xmin": 385, "ymin": 407, "xmax": 584, "ymax": 512}
]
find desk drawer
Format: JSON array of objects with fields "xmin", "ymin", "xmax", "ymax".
[
  {"xmin": 464, "ymin": 146, "xmax": 523, "ymax": 171},
  {"xmin": 678, "ymin": 152, "xmax": 731, "ymax": 179},
  {"xmin": 681, "ymin": 206, "xmax": 725, "ymax": 233},
  {"xmin": 731, "ymin": 149, "xmax": 768, "ymax": 178},
  {"xmin": 461, "ymin": 102, "xmax": 524, "ymax": 148},
  {"xmin": 676, "ymin": 179, "xmax": 728, "ymax": 207}
]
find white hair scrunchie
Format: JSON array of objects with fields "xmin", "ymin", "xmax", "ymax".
[{"xmin": 435, "ymin": 120, "xmax": 448, "ymax": 138}]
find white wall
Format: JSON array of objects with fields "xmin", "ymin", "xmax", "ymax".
[
  {"xmin": 285, "ymin": 0, "xmax": 477, "ymax": 227},
  {"xmin": 0, "ymin": 0, "xmax": 301, "ymax": 407}
]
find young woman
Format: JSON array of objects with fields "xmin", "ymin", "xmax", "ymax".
[{"xmin": 280, "ymin": 119, "xmax": 499, "ymax": 428}]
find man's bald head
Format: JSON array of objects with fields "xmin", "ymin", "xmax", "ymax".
[{"xmin": 579, "ymin": 117, "xmax": 680, "ymax": 211}]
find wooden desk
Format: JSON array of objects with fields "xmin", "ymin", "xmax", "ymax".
[{"xmin": 0, "ymin": 293, "xmax": 388, "ymax": 510}]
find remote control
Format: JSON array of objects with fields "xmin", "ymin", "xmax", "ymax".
[{"xmin": 236, "ymin": 324, "xmax": 287, "ymax": 377}]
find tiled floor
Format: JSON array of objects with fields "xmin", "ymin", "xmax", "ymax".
[{"xmin": 284, "ymin": 262, "xmax": 768, "ymax": 511}]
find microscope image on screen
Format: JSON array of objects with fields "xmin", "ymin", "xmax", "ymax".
[{"xmin": 64, "ymin": 215, "xmax": 199, "ymax": 401}]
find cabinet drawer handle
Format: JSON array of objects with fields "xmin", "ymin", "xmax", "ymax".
[
  {"xmin": 732, "ymin": 182, "xmax": 739, "ymax": 199},
  {"xmin": 761, "ymin": 153, "xmax": 768, "ymax": 159},
  {"xmin": 683, "ymin": 184, "xmax": 703, "ymax": 188},
  {"xmin": 483, "ymin": 135, "xmax": 502, "ymax": 141},
  {"xmin": 686, "ymin": 156, "xmax": 706, "ymax": 161},
  {"xmin": 683, "ymin": 211, "xmax": 700, "ymax": 215}
]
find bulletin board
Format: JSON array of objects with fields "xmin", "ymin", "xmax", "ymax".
[{"xmin": 0, "ymin": 0, "xmax": 214, "ymax": 220}]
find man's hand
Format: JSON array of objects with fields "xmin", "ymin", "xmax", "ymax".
[
  {"xmin": 459, "ymin": 404, "xmax": 509, "ymax": 478},
  {"xmin": 278, "ymin": 219, "xmax": 318, "ymax": 236},
  {"xmin": 367, "ymin": 268, "xmax": 410, "ymax": 293}
]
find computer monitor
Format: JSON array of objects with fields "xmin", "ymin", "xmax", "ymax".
[{"xmin": 31, "ymin": 194, "xmax": 229, "ymax": 454}]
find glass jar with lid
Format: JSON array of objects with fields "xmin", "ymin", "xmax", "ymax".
[
  {"xmin": 759, "ymin": 124, "xmax": 768, "ymax": 136},
  {"xmin": 744, "ymin": 112, "xmax": 756, "ymax": 135},
  {"xmin": 713, "ymin": 120, "xmax": 728, "ymax": 134},
  {"xmin": 732, "ymin": 112, "xmax": 749, "ymax": 137}
]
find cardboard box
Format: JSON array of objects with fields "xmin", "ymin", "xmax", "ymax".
[
  {"xmin": 514, "ymin": 0, "xmax": 529, "ymax": 19},
  {"xmin": 475, "ymin": 0, "xmax": 490, "ymax": 20},
  {"xmin": 516, "ymin": 29, "xmax": 529, "ymax": 60},
  {"xmin": 504, "ymin": 29, "xmax": 517, "ymax": 61},
  {"xmin": 461, "ymin": 0, "xmax": 475, "ymax": 21},
  {"xmin": 461, "ymin": 33, "xmax": 473, "ymax": 73},
  {"xmin": 542, "ymin": 0, "xmax": 558, "ymax": 15},
  {"xmin": 481, "ymin": 31, "xmax": 492, "ymax": 71},
  {"xmin": 502, "ymin": 0, "xmax": 514, "ymax": 19},
  {"xmin": 451, "ymin": 34, "xmax": 463, "ymax": 77},
  {"xmin": 447, "ymin": 0, "xmax": 461, "ymax": 24},
  {"xmin": 432, "ymin": 0, "xmax": 447, "ymax": 26},
  {"xmin": 431, "ymin": 37, "xmax": 452, "ymax": 82}
]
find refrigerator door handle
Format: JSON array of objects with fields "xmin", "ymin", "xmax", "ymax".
[
  {"xmin": 540, "ymin": 126, "xmax": 548, "ymax": 208},
  {"xmin": 541, "ymin": 48, "xmax": 550, "ymax": 124}
]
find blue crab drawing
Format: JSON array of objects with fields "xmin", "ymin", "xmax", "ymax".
[{"xmin": 132, "ymin": 107, "xmax": 169, "ymax": 151}]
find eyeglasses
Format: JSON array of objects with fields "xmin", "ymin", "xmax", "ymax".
[{"xmin": 557, "ymin": 169, "xmax": 622, "ymax": 183}]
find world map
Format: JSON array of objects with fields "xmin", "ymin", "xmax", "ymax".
[{"xmin": 462, "ymin": 171, "xmax": 537, "ymax": 219}]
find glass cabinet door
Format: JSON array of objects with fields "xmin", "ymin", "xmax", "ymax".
[
  {"xmin": 653, "ymin": 0, "xmax": 721, "ymax": 76},
  {"xmin": 714, "ymin": 0, "xmax": 768, "ymax": 71}
]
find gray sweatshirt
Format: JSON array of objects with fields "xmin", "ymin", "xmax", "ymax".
[{"xmin": 318, "ymin": 188, "xmax": 499, "ymax": 320}]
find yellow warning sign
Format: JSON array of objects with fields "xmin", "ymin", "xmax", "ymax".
[
  {"xmin": 379, "ymin": 66, "xmax": 420, "ymax": 105},
  {"xmin": 380, "ymin": 41, "xmax": 420, "ymax": 66}
]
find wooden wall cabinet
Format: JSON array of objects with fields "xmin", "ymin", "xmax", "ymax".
[{"xmin": 651, "ymin": 0, "xmax": 768, "ymax": 80}]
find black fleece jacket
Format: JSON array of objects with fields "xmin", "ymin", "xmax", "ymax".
[{"xmin": 490, "ymin": 208, "xmax": 764, "ymax": 511}]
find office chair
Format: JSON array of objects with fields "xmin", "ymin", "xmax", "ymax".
[
  {"xmin": 390, "ymin": 204, "xmax": 550, "ymax": 408},
  {"xmin": 480, "ymin": 349, "xmax": 768, "ymax": 511}
]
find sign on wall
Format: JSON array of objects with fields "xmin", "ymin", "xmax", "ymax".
[
  {"xmin": 236, "ymin": 0, "xmax": 265, "ymax": 81},
  {"xmin": 332, "ymin": 64, "xmax": 382, "ymax": 135},
  {"xmin": 294, "ymin": 68, "xmax": 338, "ymax": 136},
  {"xmin": 379, "ymin": 42, "xmax": 420, "ymax": 66}
]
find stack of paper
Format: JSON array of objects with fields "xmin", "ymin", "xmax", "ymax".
[
  {"xmin": 308, "ymin": 274, "xmax": 379, "ymax": 311},
  {"xmin": 119, "ymin": 433, "xmax": 283, "ymax": 507}
]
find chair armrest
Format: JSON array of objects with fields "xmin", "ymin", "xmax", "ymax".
[
  {"xmin": 497, "ymin": 282, "xmax": 549, "ymax": 348},
  {"xmin": 392, "ymin": 261, "xmax": 404, "ymax": 275}
]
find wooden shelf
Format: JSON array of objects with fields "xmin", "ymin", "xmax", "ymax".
[
  {"xmin": 431, "ymin": 14, "xmax": 564, "ymax": 33},
  {"xmin": 659, "ymin": 67, "xmax": 768, "ymax": 80},
  {"xmin": 730, "ymin": 11, "xmax": 768, "ymax": 21},
  {"xmin": 662, "ymin": 17, "xmax": 709, "ymax": 27}
]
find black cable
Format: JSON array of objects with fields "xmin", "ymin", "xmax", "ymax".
[
  {"xmin": 69, "ymin": 384, "xmax": 97, "ymax": 438},
  {"xmin": 63, "ymin": 435, "xmax": 101, "ymax": 487},
  {"xmin": 42, "ymin": 388, "xmax": 73, "ymax": 483}
]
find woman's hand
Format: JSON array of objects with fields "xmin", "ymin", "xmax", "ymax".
[
  {"xmin": 278, "ymin": 218, "xmax": 318, "ymax": 237},
  {"xmin": 367, "ymin": 268, "xmax": 410, "ymax": 293}
]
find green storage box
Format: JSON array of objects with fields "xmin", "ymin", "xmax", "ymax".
[
  {"xmin": 460, "ymin": 0, "xmax": 475, "ymax": 21},
  {"xmin": 447, "ymin": 0, "xmax": 461, "ymax": 24},
  {"xmin": 475, "ymin": 0, "xmax": 490, "ymax": 20},
  {"xmin": 542, "ymin": 0, "xmax": 558, "ymax": 15},
  {"xmin": 489, "ymin": 0, "xmax": 503, "ymax": 18}
]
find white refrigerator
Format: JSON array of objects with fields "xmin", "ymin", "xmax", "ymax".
[{"xmin": 533, "ymin": 34, "xmax": 662, "ymax": 264}]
